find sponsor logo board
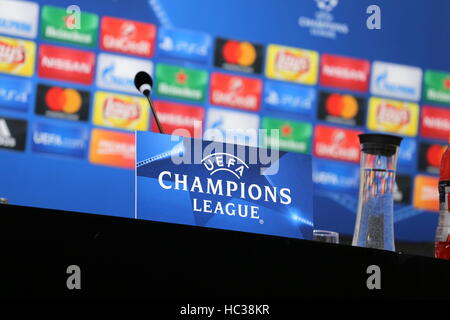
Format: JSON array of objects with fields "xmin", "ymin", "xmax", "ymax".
[
  {"xmin": 424, "ymin": 70, "xmax": 450, "ymax": 105},
  {"xmin": 214, "ymin": 37, "xmax": 263, "ymax": 74},
  {"xmin": 96, "ymin": 53, "xmax": 153, "ymax": 94},
  {"xmin": 0, "ymin": 0, "xmax": 39, "ymax": 39},
  {"xmin": 89, "ymin": 128, "xmax": 135, "ymax": 169},
  {"xmin": 101, "ymin": 16, "xmax": 156, "ymax": 57},
  {"xmin": 0, "ymin": 36, "xmax": 35, "ymax": 77},
  {"xmin": 38, "ymin": 44, "xmax": 95, "ymax": 84},
  {"xmin": 413, "ymin": 175, "xmax": 439, "ymax": 211},
  {"xmin": 40, "ymin": 5, "xmax": 99, "ymax": 47},
  {"xmin": 394, "ymin": 174, "xmax": 412, "ymax": 205},
  {"xmin": 320, "ymin": 54, "xmax": 370, "ymax": 92},
  {"xmin": 370, "ymin": 61, "xmax": 422, "ymax": 101},
  {"xmin": 367, "ymin": 97, "xmax": 419, "ymax": 137},
  {"xmin": 153, "ymin": 100, "xmax": 204, "ymax": 138},
  {"xmin": 155, "ymin": 63, "xmax": 208, "ymax": 102},
  {"xmin": 204, "ymin": 108, "xmax": 259, "ymax": 147},
  {"xmin": 209, "ymin": 72, "xmax": 262, "ymax": 111},
  {"xmin": 0, "ymin": 75, "xmax": 32, "ymax": 112},
  {"xmin": 0, "ymin": 117, "xmax": 27, "ymax": 151},
  {"xmin": 262, "ymin": 117, "xmax": 312, "ymax": 154},
  {"xmin": 35, "ymin": 84, "xmax": 90, "ymax": 122},
  {"xmin": 312, "ymin": 158, "xmax": 360, "ymax": 191},
  {"xmin": 31, "ymin": 122, "xmax": 88, "ymax": 158},
  {"xmin": 265, "ymin": 44, "xmax": 318, "ymax": 85},
  {"xmin": 93, "ymin": 91, "xmax": 149, "ymax": 131},
  {"xmin": 418, "ymin": 142, "xmax": 446, "ymax": 175},
  {"xmin": 420, "ymin": 105, "xmax": 450, "ymax": 141},
  {"xmin": 263, "ymin": 80, "xmax": 315, "ymax": 115},
  {"xmin": 157, "ymin": 27, "xmax": 211, "ymax": 64},
  {"xmin": 313, "ymin": 124, "xmax": 362, "ymax": 163},
  {"xmin": 317, "ymin": 91, "xmax": 365, "ymax": 126}
]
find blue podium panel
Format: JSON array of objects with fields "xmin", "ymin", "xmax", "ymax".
[{"xmin": 136, "ymin": 131, "xmax": 314, "ymax": 240}]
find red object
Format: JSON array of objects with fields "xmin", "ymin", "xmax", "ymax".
[
  {"xmin": 427, "ymin": 144, "xmax": 445, "ymax": 168},
  {"xmin": 209, "ymin": 72, "xmax": 262, "ymax": 111},
  {"xmin": 152, "ymin": 101, "xmax": 204, "ymax": 138},
  {"xmin": 222, "ymin": 40, "xmax": 240, "ymax": 64},
  {"xmin": 45, "ymin": 87, "xmax": 64, "ymax": 111},
  {"xmin": 436, "ymin": 139, "xmax": 450, "ymax": 259},
  {"xmin": 420, "ymin": 106, "xmax": 450, "ymax": 141},
  {"xmin": 100, "ymin": 16, "xmax": 156, "ymax": 57},
  {"xmin": 313, "ymin": 125, "xmax": 362, "ymax": 163},
  {"xmin": 38, "ymin": 45, "xmax": 95, "ymax": 85},
  {"xmin": 325, "ymin": 93, "xmax": 343, "ymax": 117},
  {"xmin": 320, "ymin": 54, "xmax": 370, "ymax": 92}
]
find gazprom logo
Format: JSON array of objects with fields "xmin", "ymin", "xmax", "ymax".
[{"xmin": 201, "ymin": 153, "xmax": 249, "ymax": 179}]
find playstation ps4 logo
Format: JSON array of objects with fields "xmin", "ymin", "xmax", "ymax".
[{"xmin": 201, "ymin": 153, "xmax": 249, "ymax": 179}]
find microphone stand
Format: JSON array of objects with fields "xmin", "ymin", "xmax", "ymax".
[{"xmin": 145, "ymin": 94, "xmax": 164, "ymax": 134}]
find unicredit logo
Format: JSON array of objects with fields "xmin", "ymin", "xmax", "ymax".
[
  {"xmin": 376, "ymin": 102, "xmax": 410, "ymax": 125},
  {"xmin": 315, "ymin": 130, "xmax": 359, "ymax": 162},
  {"xmin": 275, "ymin": 51, "xmax": 309, "ymax": 73},
  {"xmin": 0, "ymin": 41, "xmax": 24, "ymax": 63},
  {"xmin": 212, "ymin": 78, "xmax": 257, "ymax": 109},
  {"xmin": 103, "ymin": 22, "xmax": 151, "ymax": 56},
  {"xmin": 103, "ymin": 97, "xmax": 140, "ymax": 120}
]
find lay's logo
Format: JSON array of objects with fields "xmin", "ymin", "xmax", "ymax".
[
  {"xmin": 265, "ymin": 44, "xmax": 318, "ymax": 85},
  {"xmin": 93, "ymin": 91, "xmax": 149, "ymax": 131},
  {"xmin": 376, "ymin": 102, "xmax": 410, "ymax": 126},
  {"xmin": 367, "ymin": 97, "xmax": 419, "ymax": 137},
  {"xmin": 0, "ymin": 36, "xmax": 35, "ymax": 77}
]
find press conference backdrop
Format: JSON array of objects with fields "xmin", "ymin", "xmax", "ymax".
[{"xmin": 0, "ymin": 0, "xmax": 449, "ymax": 241}]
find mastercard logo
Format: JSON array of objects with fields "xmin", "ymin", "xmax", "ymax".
[
  {"xmin": 222, "ymin": 40, "xmax": 256, "ymax": 67},
  {"xmin": 426, "ymin": 144, "xmax": 446, "ymax": 168},
  {"xmin": 325, "ymin": 93, "xmax": 358, "ymax": 119},
  {"xmin": 45, "ymin": 87, "xmax": 82, "ymax": 114}
]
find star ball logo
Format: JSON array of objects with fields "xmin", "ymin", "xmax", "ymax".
[{"xmin": 214, "ymin": 37, "xmax": 263, "ymax": 74}]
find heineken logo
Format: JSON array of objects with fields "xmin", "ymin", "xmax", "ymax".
[
  {"xmin": 201, "ymin": 153, "xmax": 249, "ymax": 179},
  {"xmin": 444, "ymin": 78, "xmax": 450, "ymax": 90},
  {"xmin": 156, "ymin": 63, "xmax": 207, "ymax": 102}
]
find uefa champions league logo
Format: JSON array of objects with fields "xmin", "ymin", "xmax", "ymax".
[
  {"xmin": 315, "ymin": 0, "xmax": 339, "ymax": 12},
  {"xmin": 298, "ymin": 0, "xmax": 348, "ymax": 39}
]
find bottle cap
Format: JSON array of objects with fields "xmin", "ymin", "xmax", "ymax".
[{"xmin": 359, "ymin": 133, "xmax": 403, "ymax": 157}]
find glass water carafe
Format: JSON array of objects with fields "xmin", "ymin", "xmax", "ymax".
[{"xmin": 352, "ymin": 134, "xmax": 402, "ymax": 251}]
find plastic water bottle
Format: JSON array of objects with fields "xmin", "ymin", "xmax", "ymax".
[{"xmin": 435, "ymin": 137, "xmax": 450, "ymax": 259}]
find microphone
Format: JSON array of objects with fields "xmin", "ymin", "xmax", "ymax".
[{"xmin": 134, "ymin": 71, "xmax": 163, "ymax": 134}]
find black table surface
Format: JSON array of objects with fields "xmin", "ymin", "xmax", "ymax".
[{"xmin": 1, "ymin": 204, "xmax": 449, "ymax": 300}]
